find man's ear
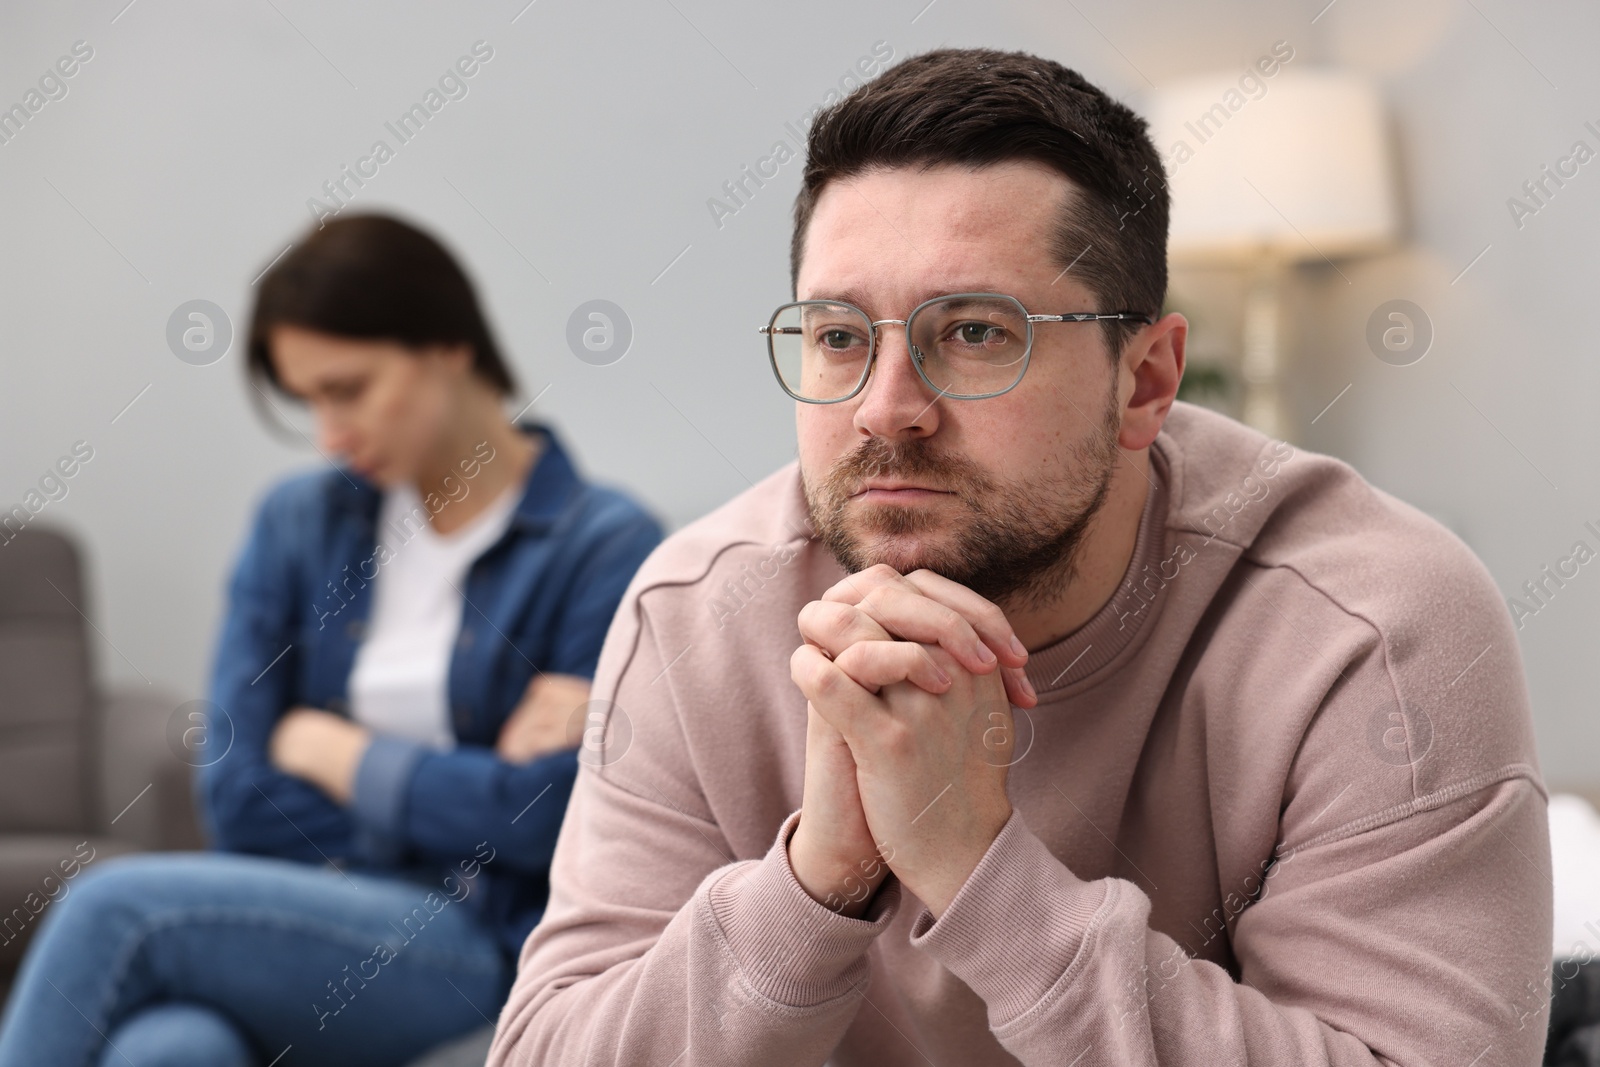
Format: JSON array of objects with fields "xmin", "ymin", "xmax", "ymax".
[{"xmin": 1118, "ymin": 312, "xmax": 1187, "ymax": 451}]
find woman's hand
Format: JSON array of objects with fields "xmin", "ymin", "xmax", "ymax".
[
  {"xmin": 269, "ymin": 707, "xmax": 372, "ymax": 804},
  {"xmin": 495, "ymin": 673, "xmax": 592, "ymax": 763}
]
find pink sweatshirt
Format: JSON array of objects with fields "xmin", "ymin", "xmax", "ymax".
[{"xmin": 489, "ymin": 402, "xmax": 1551, "ymax": 1066}]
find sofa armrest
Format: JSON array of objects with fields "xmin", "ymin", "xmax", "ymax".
[{"xmin": 94, "ymin": 684, "xmax": 205, "ymax": 852}]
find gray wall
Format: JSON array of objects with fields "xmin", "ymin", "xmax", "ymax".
[{"xmin": 2, "ymin": 0, "xmax": 1597, "ymax": 784}]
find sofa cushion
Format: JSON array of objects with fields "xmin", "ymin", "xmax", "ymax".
[{"xmin": 0, "ymin": 529, "xmax": 94, "ymax": 833}]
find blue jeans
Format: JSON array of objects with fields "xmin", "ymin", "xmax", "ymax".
[{"xmin": 0, "ymin": 852, "xmax": 512, "ymax": 1067}]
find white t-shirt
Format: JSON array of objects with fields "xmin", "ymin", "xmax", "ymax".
[{"xmin": 348, "ymin": 479, "xmax": 522, "ymax": 749}]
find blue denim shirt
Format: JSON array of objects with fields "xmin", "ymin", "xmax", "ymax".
[{"xmin": 197, "ymin": 422, "xmax": 662, "ymax": 955}]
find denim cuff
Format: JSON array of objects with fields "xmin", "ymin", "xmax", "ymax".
[{"xmin": 352, "ymin": 734, "xmax": 426, "ymax": 844}]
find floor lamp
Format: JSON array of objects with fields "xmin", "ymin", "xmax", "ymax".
[{"xmin": 1141, "ymin": 68, "xmax": 1399, "ymax": 441}]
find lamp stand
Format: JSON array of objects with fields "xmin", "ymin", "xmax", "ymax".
[{"xmin": 1240, "ymin": 255, "xmax": 1288, "ymax": 442}]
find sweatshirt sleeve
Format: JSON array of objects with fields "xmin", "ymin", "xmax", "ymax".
[
  {"xmin": 903, "ymin": 612, "xmax": 1553, "ymax": 1067},
  {"xmin": 902, "ymin": 529, "xmax": 1554, "ymax": 1067},
  {"xmin": 905, "ymin": 774, "xmax": 1548, "ymax": 1065},
  {"xmin": 488, "ymin": 601, "xmax": 901, "ymax": 1067}
]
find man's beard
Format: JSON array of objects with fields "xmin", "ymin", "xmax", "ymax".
[{"xmin": 801, "ymin": 385, "xmax": 1123, "ymax": 613}]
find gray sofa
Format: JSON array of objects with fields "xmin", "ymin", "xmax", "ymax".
[
  {"xmin": 0, "ymin": 526, "xmax": 498, "ymax": 1064},
  {"xmin": 0, "ymin": 527, "xmax": 202, "ymax": 994}
]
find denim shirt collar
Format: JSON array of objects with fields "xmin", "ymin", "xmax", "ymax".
[{"xmin": 324, "ymin": 420, "xmax": 581, "ymax": 537}]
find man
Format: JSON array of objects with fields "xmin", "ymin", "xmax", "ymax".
[{"xmin": 490, "ymin": 49, "xmax": 1550, "ymax": 1066}]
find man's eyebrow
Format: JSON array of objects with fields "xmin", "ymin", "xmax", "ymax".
[
  {"xmin": 802, "ymin": 287, "xmax": 874, "ymax": 310},
  {"xmin": 801, "ymin": 285, "xmax": 1004, "ymax": 315}
]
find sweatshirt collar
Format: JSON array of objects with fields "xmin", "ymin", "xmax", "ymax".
[{"xmin": 1021, "ymin": 445, "xmax": 1172, "ymax": 696}]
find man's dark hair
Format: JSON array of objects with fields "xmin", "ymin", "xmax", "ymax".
[
  {"xmin": 791, "ymin": 48, "xmax": 1169, "ymax": 359},
  {"xmin": 247, "ymin": 213, "xmax": 517, "ymax": 406}
]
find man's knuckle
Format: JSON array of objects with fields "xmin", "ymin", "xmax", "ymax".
[
  {"xmin": 812, "ymin": 664, "xmax": 847, "ymax": 698},
  {"xmin": 934, "ymin": 607, "xmax": 968, "ymax": 640},
  {"xmin": 882, "ymin": 720, "xmax": 915, "ymax": 756},
  {"xmin": 832, "ymin": 643, "xmax": 861, "ymax": 669},
  {"xmin": 797, "ymin": 600, "xmax": 828, "ymax": 634},
  {"xmin": 845, "ymin": 609, "xmax": 886, "ymax": 642},
  {"xmin": 835, "ymin": 643, "xmax": 877, "ymax": 676}
]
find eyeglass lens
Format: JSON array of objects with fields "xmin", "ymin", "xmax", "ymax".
[{"xmin": 768, "ymin": 295, "xmax": 1030, "ymax": 401}]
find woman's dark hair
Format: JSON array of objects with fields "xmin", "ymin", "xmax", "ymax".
[
  {"xmin": 246, "ymin": 213, "xmax": 517, "ymax": 410},
  {"xmin": 791, "ymin": 48, "xmax": 1169, "ymax": 359}
]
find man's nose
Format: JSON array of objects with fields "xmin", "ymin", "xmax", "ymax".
[{"xmin": 851, "ymin": 324, "xmax": 942, "ymax": 440}]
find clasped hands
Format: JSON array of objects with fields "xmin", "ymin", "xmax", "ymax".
[{"xmin": 787, "ymin": 564, "xmax": 1039, "ymax": 921}]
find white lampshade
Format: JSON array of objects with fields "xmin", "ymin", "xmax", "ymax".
[{"xmin": 1139, "ymin": 68, "xmax": 1398, "ymax": 264}]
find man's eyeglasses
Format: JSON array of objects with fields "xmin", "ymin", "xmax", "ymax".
[{"xmin": 758, "ymin": 292, "xmax": 1155, "ymax": 403}]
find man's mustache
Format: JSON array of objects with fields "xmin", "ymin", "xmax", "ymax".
[{"xmin": 826, "ymin": 438, "xmax": 988, "ymax": 497}]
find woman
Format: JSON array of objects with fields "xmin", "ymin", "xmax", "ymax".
[{"xmin": 0, "ymin": 215, "xmax": 662, "ymax": 1066}]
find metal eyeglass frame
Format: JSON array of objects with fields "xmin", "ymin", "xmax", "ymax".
[{"xmin": 757, "ymin": 291, "xmax": 1156, "ymax": 403}]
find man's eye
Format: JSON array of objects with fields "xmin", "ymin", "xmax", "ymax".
[
  {"xmin": 818, "ymin": 329, "xmax": 864, "ymax": 351},
  {"xmin": 953, "ymin": 322, "xmax": 1009, "ymax": 346}
]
